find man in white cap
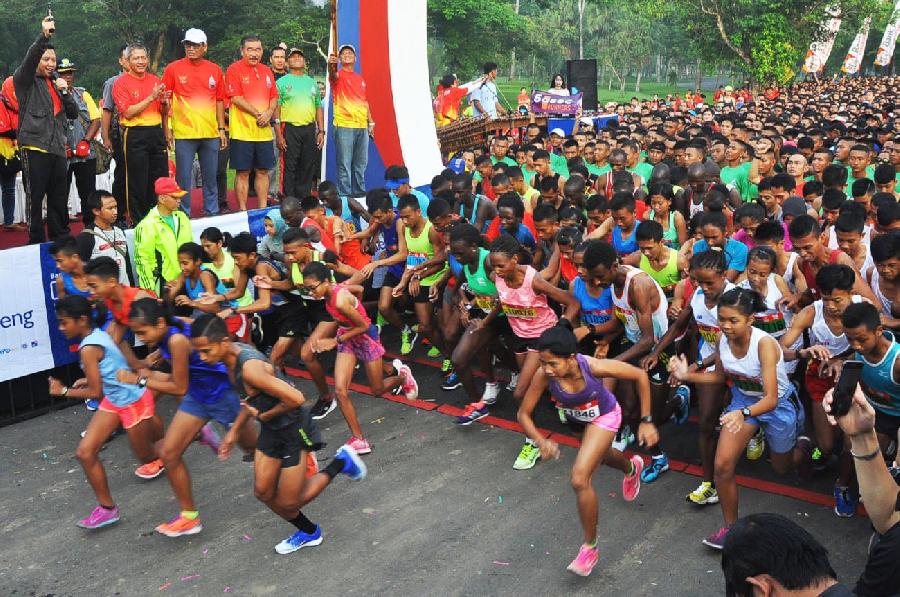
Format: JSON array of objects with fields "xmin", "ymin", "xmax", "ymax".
[
  {"xmin": 327, "ymin": 43, "xmax": 373, "ymax": 198},
  {"xmin": 162, "ymin": 28, "xmax": 228, "ymax": 217}
]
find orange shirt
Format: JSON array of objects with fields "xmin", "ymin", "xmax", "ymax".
[
  {"xmin": 113, "ymin": 72, "xmax": 163, "ymax": 127},
  {"xmin": 162, "ymin": 58, "xmax": 226, "ymax": 139},
  {"xmin": 225, "ymin": 60, "xmax": 278, "ymax": 142}
]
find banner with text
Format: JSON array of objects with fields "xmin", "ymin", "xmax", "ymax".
[
  {"xmin": 803, "ymin": 8, "xmax": 843, "ymax": 73},
  {"xmin": 875, "ymin": 0, "xmax": 900, "ymax": 66},
  {"xmin": 842, "ymin": 17, "xmax": 871, "ymax": 74},
  {"xmin": 531, "ymin": 91, "xmax": 584, "ymax": 115}
]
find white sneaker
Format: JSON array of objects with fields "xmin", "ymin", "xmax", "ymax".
[
  {"xmin": 481, "ymin": 382, "xmax": 500, "ymax": 405},
  {"xmin": 506, "ymin": 372, "xmax": 519, "ymax": 391}
]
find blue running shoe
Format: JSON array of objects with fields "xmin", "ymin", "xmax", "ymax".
[
  {"xmin": 456, "ymin": 401, "xmax": 489, "ymax": 426},
  {"xmin": 85, "ymin": 399, "xmax": 100, "ymax": 411},
  {"xmin": 673, "ymin": 385, "xmax": 691, "ymax": 425},
  {"xmin": 275, "ymin": 525, "xmax": 323, "ymax": 555},
  {"xmin": 442, "ymin": 372, "xmax": 462, "ymax": 391},
  {"xmin": 640, "ymin": 453, "xmax": 670, "ymax": 483},
  {"xmin": 335, "ymin": 445, "xmax": 367, "ymax": 481},
  {"xmin": 834, "ymin": 485, "xmax": 856, "ymax": 518}
]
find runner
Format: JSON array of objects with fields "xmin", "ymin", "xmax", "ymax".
[
  {"xmin": 622, "ymin": 220, "xmax": 686, "ymax": 301},
  {"xmin": 489, "ymin": 234, "xmax": 580, "ymax": 470},
  {"xmin": 644, "ymin": 182, "xmax": 687, "ymax": 249},
  {"xmin": 120, "ymin": 298, "xmax": 257, "ymax": 537},
  {"xmin": 48, "ymin": 296, "xmax": 161, "ymax": 529},
  {"xmin": 668, "ymin": 287, "xmax": 804, "ymax": 549},
  {"xmin": 866, "ymin": 231, "xmax": 900, "ymax": 330},
  {"xmin": 199, "ymin": 227, "xmax": 254, "ymax": 312},
  {"xmin": 190, "ymin": 313, "xmax": 367, "ymax": 555},
  {"xmin": 518, "ymin": 326, "xmax": 658, "ymax": 577}
]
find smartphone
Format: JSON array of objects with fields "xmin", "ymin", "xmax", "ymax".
[{"xmin": 830, "ymin": 360, "xmax": 863, "ymax": 417}]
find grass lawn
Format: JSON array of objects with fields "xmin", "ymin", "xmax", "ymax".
[{"xmin": 495, "ymin": 78, "xmax": 706, "ymax": 110}]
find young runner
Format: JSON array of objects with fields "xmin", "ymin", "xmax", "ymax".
[
  {"xmin": 190, "ymin": 314, "xmax": 367, "ymax": 555},
  {"xmin": 199, "ymin": 227, "xmax": 254, "ymax": 311},
  {"xmin": 121, "ymin": 298, "xmax": 257, "ymax": 537},
  {"xmin": 48, "ymin": 296, "xmax": 161, "ymax": 529},
  {"xmin": 622, "ymin": 220, "xmax": 686, "ymax": 301},
  {"xmin": 302, "ymin": 261, "xmax": 418, "ymax": 454},
  {"xmin": 644, "ymin": 182, "xmax": 687, "ymax": 249},
  {"xmin": 669, "ymin": 288, "xmax": 805, "ymax": 549},
  {"xmin": 866, "ymin": 231, "xmax": 900, "ymax": 330},
  {"xmin": 518, "ymin": 326, "xmax": 658, "ymax": 577}
]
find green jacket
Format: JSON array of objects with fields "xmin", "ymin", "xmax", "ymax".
[{"xmin": 133, "ymin": 206, "xmax": 193, "ymax": 294}]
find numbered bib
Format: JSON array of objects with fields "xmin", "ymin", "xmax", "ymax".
[{"xmin": 562, "ymin": 402, "xmax": 601, "ymax": 422}]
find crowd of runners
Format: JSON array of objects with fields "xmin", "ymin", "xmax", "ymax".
[{"xmin": 38, "ymin": 69, "xmax": 900, "ymax": 579}]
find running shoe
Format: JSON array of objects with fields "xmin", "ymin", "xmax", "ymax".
[
  {"xmin": 611, "ymin": 425, "xmax": 635, "ymax": 452},
  {"xmin": 375, "ymin": 312, "xmax": 387, "ymax": 335},
  {"xmin": 513, "ymin": 441, "xmax": 540, "ymax": 470},
  {"xmin": 77, "ymin": 505, "xmax": 120, "ymax": 529},
  {"xmin": 442, "ymin": 372, "xmax": 461, "ymax": 391},
  {"xmin": 156, "ymin": 514, "xmax": 203, "ymax": 537},
  {"xmin": 639, "ymin": 453, "xmax": 669, "ymax": 483},
  {"xmin": 746, "ymin": 429, "xmax": 765, "ymax": 461},
  {"xmin": 441, "ymin": 358, "xmax": 452, "ymax": 373},
  {"xmin": 85, "ymin": 399, "xmax": 100, "ymax": 411},
  {"xmin": 427, "ymin": 346, "xmax": 441, "ymax": 358},
  {"xmin": 275, "ymin": 525, "xmax": 323, "ymax": 555},
  {"xmin": 506, "ymin": 372, "xmax": 519, "ymax": 391},
  {"xmin": 795, "ymin": 435, "xmax": 814, "ymax": 479},
  {"xmin": 400, "ymin": 325, "xmax": 418, "ymax": 355},
  {"xmin": 702, "ymin": 526, "xmax": 729, "ymax": 550},
  {"xmin": 345, "ymin": 436, "xmax": 372, "ymax": 455},
  {"xmin": 198, "ymin": 423, "xmax": 221, "ymax": 455},
  {"xmin": 811, "ymin": 447, "xmax": 827, "ymax": 471},
  {"xmin": 335, "ymin": 444, "xmax": 367, "ymax": 480},
  {"xmin": 456, "ymin": 401, "xmax": 489, "ymax": 426},
  {"xmin": 566, "ymin": 543, "xmax": 600, "ymax": 577},
  {"xmin": 687, "ymin": 481, "xmax": 719, "ymax": 505},
  {"xmin": 135, "ymin": 458, "xmax": 165, "ymax": 480},
  {"xmin": 622, "ymin": 455, "xmax": 644, "ymax": 501},
  {"xmin": 672, "ymin": 385, "xmax": 691, "ymax": 425},
  {"xmin": 889, "ymin": 464, "xmax": 900, "ymax": 484},
  {"xmin": 834, "ymin": 485, "xmax": 856, "ymax": 518},
  {"xmin": 310, "ymin": 397, "xmax": 337, "ymax": 421},
  {"xmin": 392, "ymin": 359, "xmax": 419, "ymax": 400},
  {"xmin": 557, "ymin": 407, "xmax": 568, "ymax": 424},
  {"xmin": 481, "ymin": 382, "xmax": 500, "ymax": 405}
]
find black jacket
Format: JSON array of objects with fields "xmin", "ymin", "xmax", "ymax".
[{"xmin": 13, "ymin": 33, "xmax": 78, "ymax": 158}]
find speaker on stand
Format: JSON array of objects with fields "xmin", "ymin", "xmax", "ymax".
[{"xmin": 566, "ymin": 59, "xmax": 598, "ymax": 112}]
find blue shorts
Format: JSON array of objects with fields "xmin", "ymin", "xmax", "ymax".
[
  {"xmin": 229, "ymin": 139, "xmax": 275, "ymax": 171},
  {"xmin": 725, "ymin": 386, "xmax": 804, "ymax": 454},
  {"xmin": 178, "ymin": 389, "xmax": 241, "ymax": 428}
]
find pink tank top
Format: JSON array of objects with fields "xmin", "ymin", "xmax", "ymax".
[
  {"xmin": 326, "ymin": 284, "xmax": 370, "ymax": 329},
  {"xmin": 495, "ymin": 265, "xmax": 557, "ymax": 338}
]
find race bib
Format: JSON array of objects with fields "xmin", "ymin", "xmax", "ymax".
[
  {"xmin": 562, "ymin": 402, "xmax": 601, "ymax": 422},
  {"xmin": 406, "ymin": 251, "xmax": 427, "ymax": 269},
  {"xmin": 474, "ymin": 295, "xmax": 495, "ymax": 313},
  {"xmin": 698, "ymin": 323, "xmax": 720, "ymax": 344},
  {"xmin": 753, "ymin": 312, "xmax": 786, "ymax": 335},
  {"xmin": 502, "ymin": 304, "xmax": 537, "ymax": 318}
]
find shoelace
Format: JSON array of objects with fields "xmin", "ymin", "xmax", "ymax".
[{"xmin": 462, "ymin": 402, "xmax": 486, "ymax": 416}]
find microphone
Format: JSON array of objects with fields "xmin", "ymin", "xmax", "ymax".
[{"xmin": 50, "ymin": 71, "xmax": 67, "ymax": 95}]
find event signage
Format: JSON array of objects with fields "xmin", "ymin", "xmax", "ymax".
[{"xmin": 530, "ymin": 91, "xmax": 584, "ymax": 115}]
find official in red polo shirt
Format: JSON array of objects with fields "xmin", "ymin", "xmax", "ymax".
[
  {"xmin": 162, "ymin": 28, "xmax": 228, "ymax": 218},
  {"xmin": 113, "ymin": 44, "xmax": 169, "ymax": 225},
  {"xmin": 327, "ymin": 44, "xmax": 373, "ymax": 199},
  {"xmin": 226, "ymin": 35, "xmax": 278, "ymax": 211}
]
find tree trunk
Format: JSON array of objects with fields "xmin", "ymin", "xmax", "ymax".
[
  {"xmin": 694, "ymin": 58, "xmax": 702, "ymax": 91},
  {"xmin": 635, "ymin": 67, "xmax": 643, "ymax": 94},
  {"xmin": 509, "ymin": 0, "xmax": 520, "ymax": 79},
  {"xmin": 150, "ymin": 30, "xmax": 165, "ymax": 74},
  {"xmin": 656, "ymin": 54, "xmax": 662, "ymax": 83},
  {"xmin": 578, "ymin": 0, "xmax": 586, "ymax": 60},
  {"xmin": 620, "ymin": 64, "xmax": 627, "ymax": 92}
]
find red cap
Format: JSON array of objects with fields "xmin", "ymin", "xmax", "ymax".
[
  {"xmin": 74, "ymin": 140, "xmax": 90, "ymax": 158},
  {"xmin": 154, "ymin": 177, "xmax": 187, "ymax": 198}
]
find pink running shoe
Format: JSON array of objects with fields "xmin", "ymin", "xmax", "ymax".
[
  {"xmin": 346, "ymin": 436, "xmax": 372, "ymax": 455},
  {"xmin": 702, "ymin": 526, "xmax": 730, "ymax": 550},
  {"xmin": 566, "ymin": 543, "xmax": 600, "ymax": 576},
  {"xmin": 77, "ymin": 505, "xmax": 120, "ymax": 529},
  {"xmin": 135, "ymin": 458, "xmax": 165, "ymax": 480},
  {"xmin": 622, "ymin": 455, "xmax": 644, "ymax": 502},
  {"xmin": 393, "ymin": 359, "xmax": 419, "ymax": 400},
  {"xmin": 198, "ymin": 423, "xmax": 221, "ymax": 455}
]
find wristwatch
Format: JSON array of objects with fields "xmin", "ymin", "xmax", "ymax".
[
  {"xmin": 741, "ymin": 407, "xmax": 752, "ymax": 418},
  {"xmin": 273, "ymin": 118, "xmax": 281, "ymax": 125},
  {"xmin": 640, "ymin": 415, "xmax": 654, "ymax": 424}
]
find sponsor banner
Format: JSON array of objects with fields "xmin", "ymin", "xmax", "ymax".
[
  {"xmin": 531, "ymin": 91, "xmax": 584, "ymax": 115},
  {"xmin": 842, "ymin": 17, "xmax": 871, "ymax": 74},
  {"xmin": 875, "ymin": 0, "xmax": 900, "ymax": 66},
  {"xmin": 803, "ymin": 8, "xmax": 842, "ymax": 73}
]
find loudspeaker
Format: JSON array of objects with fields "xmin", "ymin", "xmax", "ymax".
[{"xmin": 566, "ymin": 59, "xmax": 597, "ymax": 111}]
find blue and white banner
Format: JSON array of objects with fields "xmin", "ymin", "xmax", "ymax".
[{"xmin": 0, "ymin": 208, "xmax": 270, "ymax": 383}]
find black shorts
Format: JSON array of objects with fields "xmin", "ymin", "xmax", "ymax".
[
  {"xmin": 229, "ymin": 139, "xmax": 275, "ymax": 171},
  {"xmin": 618, "ymin": 338, "xmax": 668, "ymax": 383},
  {"xmin": 875, "ymin": 409, "xmax": 900, "ymax": 440},
  {"xmin": 275, "ymin": 300, "xmax": 332, "ymax": 339},
  {"xmin": 383, "ymin": 271, "xmax": 402, "ymax": 288},
  {"xmin": 413, "ymin": 283, "xmax": 435, "ymax": 303},
  {"xmin": 256, "ymin": 411, "xmax": 323, "ymax": 468},
  {"xmin": 512, "ymin": 336, "xmax": 541, "ymax": 354}
]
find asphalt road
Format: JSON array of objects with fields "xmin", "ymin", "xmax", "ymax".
[{"xmin": 0, "ymin": 340, "xmax": 875, "ymax": 596}]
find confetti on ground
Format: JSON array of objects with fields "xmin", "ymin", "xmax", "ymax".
[
  {"xmin": 371, "ymin": 417, "xmax": 385, "ymax": 424},
  {"xmin": 241, "ymin": 534, "xmax": 253, "ymax": 541},
  {"xmin": 608, "ymin": 492, "xmax": 617, "ymax": 498},
  {"xmin": 498, "ymin": 496, "xmax": 503, "ymax": 504},
  {"xmin": 202, "ymin": 548, "xmax": 209, "ymax": 556},
  {"xmin": 182, "ymin": 574, "xmax": 201, "ymax": 582},
  {"xmin": 224, "ymin": 587, "xmax": 232, "ymax": 593},
  {"xmin": 362, "ymin": 508, "xmax": 376, "ymax": 515},
  {"xmin": 159, "ymin": 583, "xmax": 171, "ymax": 591},
  {"xmin": 492, "ymin": 560, "xmax": 511, "ymax": 566},
  {"xmin": 484, "ymin": 497, "xmax": 490, "ymax": 502}
]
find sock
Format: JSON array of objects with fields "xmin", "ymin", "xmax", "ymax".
[
  {"xmin": 628, "ymin": 461, "xmax": 635, "ymax": 477},
  {"xmin": 289, "ymin": 510, "xmax": 317, "ymax": 533},
  {"xmin": 100, "ymin": 504, "xmax": 115, "ymax": 510},
  {"xmin": 525, "ymin": 438, "xmax": 537, "ymax": 446},
  {"xmin": 181, "ymin": 510, "xmax": 199, "ymax": 520},
  {"xmin": 586, "ymin": 539, "xmax": 598, "ymax": 549},
  {"xmin": 324, "ymin": 456, "xmax": 346, "ymax": 479}
]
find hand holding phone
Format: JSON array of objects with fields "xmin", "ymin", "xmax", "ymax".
[{"xmin": 829, "ymin": 360, "xmax": 863, "ymax": 418}]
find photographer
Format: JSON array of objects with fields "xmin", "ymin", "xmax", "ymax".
[{"xmin": 13, "ymin": 16, "xmax": 79, "ymax": 244}]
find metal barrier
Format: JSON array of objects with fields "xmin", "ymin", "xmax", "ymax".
[{"xmin": 0, "ymin": 361, "xmax": 83, "ymax": 427}]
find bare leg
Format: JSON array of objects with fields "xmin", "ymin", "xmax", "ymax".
[
  {"xmin": 333, "ymin": 351, "xmax": 365, "ymax": 439},
  {"xmin": 378, "ymin": 286, "xmax": 404, "ymax": 330},
  {"xmin": 254, "ymin": 168, "xmax": 269, "ymax": 209},
  {"xmin": 300, "ymin": 321, "xmax": 339, "ymax": 400},
  {"xmin": 234, "ymin": 170, "xmax": 250, "ymax": 211},
  {"xmin": 714, "ymin": 421, "xmax": 758, "ymax": 526},
  {"xmin": 76, "ymin": 410, "xmax": 121, "ymax": 506},
  {"xmin": 570, "ymin": 424, "xmax": 617, "ymax": 543},
  {"xmin": 363, "ymin": 357, "xmax": 404, "ymax": 395},
  {"xmin": 158, "ymin": 410, "xmax": 207, "ymax": 512}
]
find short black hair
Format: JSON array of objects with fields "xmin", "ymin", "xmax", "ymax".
[
  {"xmin": 871, "ymin": 230, "xmax": 900, "ymax": 263},
  {"xmin": 816, "ymin": 264, "xmax": 855, "ymax": 295},
  {"xmin": 282, "ymin": 227, "xmax": 310, "ymax": 246},
  {"xmin": 842, "ymin": 301, "xmax": 882, "ymax": 332},
  {"xmin": 483, "ymin": 61, "xmax": 498, "ymax": 74},
  {"xmin": 497, "ymin": 192, "xmax": 525, "ymax": 218},
  {"xmin": 426, "ymin": 197, "xmax": 451, "ymax": 220},
  {"xmin": 300, "ymin": 195, "xmax": 323, "ymax": 212},
  {"xmin": 583, "ymin": 240, "xmax": 617, "ymax": 270},
  {"xmin": 84, "ymin": 256, "xmax": 120, "ymax": 281},
  {"xmin": 700, "ymin": 211, "xmax": 727, "ymax": 232},
  {"xmin": 536, "ymin": 325, "xmax": 578, "ymax": 356},
  {"xmin": 835, "ymin": 211, "xmax": 865, "ymax": 235},
  {"xmin": 397, "ymin": 194, "xmax": 421, "ymax": 212},
  {"xmin": 366, "ymin": 188, "xmax": 393, "ymax": 214},
  {"xmin": 191, "ymin": 313, "xmax": 229, "ymax": 342},
  {"xmin": 788, "ymin": 214, "xmax": 820, "ymax": 239},
  {"xmin": 86, "ymin": 189, "xmax": 115, "ymax": 214},
  {"xmin": 228, "ymin": 232, "xmax": 258, "ymax": 255},
  {"xmin": 533, "ymin": 203, "xmax": 559, "ymax": 224},
  {"xmin": 635, "ymin": 220, "xmax": 663, "ymax": 242}
]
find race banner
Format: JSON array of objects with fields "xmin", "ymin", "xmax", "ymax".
[
  {"xmin": 531, "ymin": 91, "xmax": 584, "ymax": 115},
  {"xmin": 803, "ymin": 8, "xmax": 843, "ymax": 73},
  {"xmin": 842, "ymin": 17, "xmax": 871, "ymax": 74},
  {"xmin": 875, "ymin": 0, "xmax": 900, "ymax": 66}
]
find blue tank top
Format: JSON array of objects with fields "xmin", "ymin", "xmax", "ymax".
[
  {"xmin": 185, "ymin": 266, "xmax": 237, "ymax": 308},
  {"xmin": 79, "ymin": 328, "xmax": 144, "ymax": 407},
  {"xmin": 856, "ymin": 332, "xmax": 900, "ymax": 417},
  {"xmin": 500, "ymin": 222, "xmax": 536, "ymax": 250},
  {"xmin": 61, "ymin": 272, "xmax": 91, "ymax": 297},
  {"xmin": 449, "ymin": 253, "xmax": 463, "ymax": 278},
  {"xmin": 612, "ymin": 221, "xmax": 640, "ymax": 257},
  {"xmin": 381, "ymin": 212, "xmax": 406, "ymax": 278},
  {"xmin": 572, "ymin": 277, "xmax": 612, "ymax": 325},
  {"xmin": 549, "ymin": 354, "xmax": 618, "ymax": 414},
  {"xmin": 159, "ymin": 323, "xmax": 232, "ymax": 405}
]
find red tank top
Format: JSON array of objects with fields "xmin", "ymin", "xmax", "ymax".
[
  {"xmin": 105, "ymin": 286, "xmax": 155, "ymax": 325},
  {"xmin": 326, "ymin": 284, "xmax": 370, "ymax": 328},
  {"xmin": 800, "ymin": 249, "xmax": 842, "ymax": 300}
]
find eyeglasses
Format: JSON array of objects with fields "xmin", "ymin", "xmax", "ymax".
[{"xmin": 302, "ymin": 281, "xmax": 324, "ymax": 294}]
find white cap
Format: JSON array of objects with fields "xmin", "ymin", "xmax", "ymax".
[
  {"xmin": 182, "ymin": 28, "xmax": 207, "ymax": 44},
  {"xmin": 579, "ymin": 116, "xmax": 593, "ymax": 125},
  {"xmin": 550, "ymin": 127, "xmax": 566, "ymax": 137}
]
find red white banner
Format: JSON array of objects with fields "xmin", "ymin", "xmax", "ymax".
[
  {"xmin": 803, "ymin": 8, "xmax": 842, "ymax": 73},
  {"xmin": 842, "ymin": 17, "xmax": 871, "ymax": 74},
  {"xmin": 875, "ymin": 0, "xmax": 900, "ymax": 66}
]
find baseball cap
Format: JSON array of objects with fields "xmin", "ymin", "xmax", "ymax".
[
  {"xmin": 154, "ymin": 177, "xmax": 187, "ymax": 198},
  {"xmin": 447, "ymin": 158, "xmax": 466, "ymax": 175},
  {"xmin": 782, "ymin": 196, "xmax": 808, "ymax": 218},
  {"xmin": 724, "ymin": 85, "xmax": 734, "ymax": 92},
  {"xmin": 288, "ymin": 47, "xmax": 304, "ymax": 57},
  {"xmin": 550, "ymin": 127, "xmax": 566, "ymax": 137},
  {"xmin": 338, "ymin": 43, "xmax": 357, "ymax": 54},
  {"xmin": 57, "ymin": 58, "xmax": 77, "ymax": 72},
  {"xmin": 579, "ymin": 116, "xmax": 593, "ymax": 126},
  {"xmin": 182, "ymin": 28, "xmax": 207, "ymax": 44}
]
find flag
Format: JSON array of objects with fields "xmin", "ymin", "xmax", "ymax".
[
  {"xmin": 803, "ymin": 8, "xmax": 843, "ymax": 73},
  {"xmin": 842, "ymin": 17, "xmax": 871, "ymax": 74},
  {"xmin": 875, "ymin": 0, "xmax": 900, "ymax": 66}
]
